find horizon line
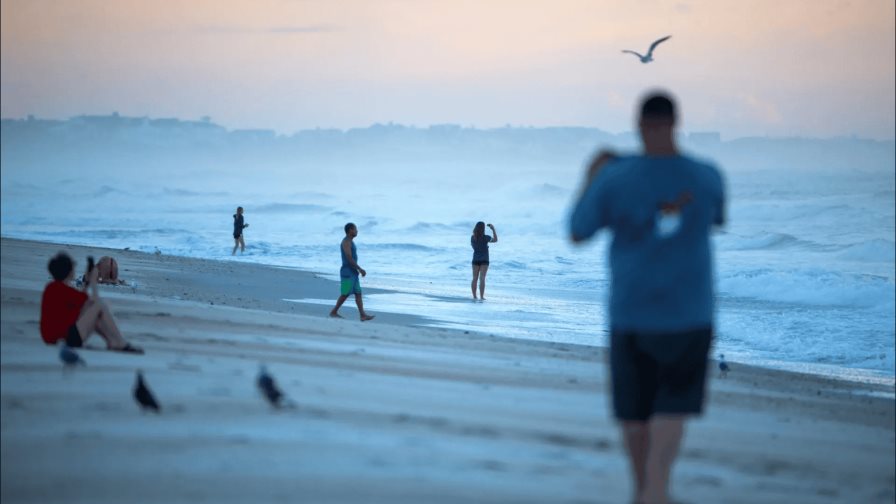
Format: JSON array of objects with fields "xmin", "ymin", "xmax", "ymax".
[{"xmin": 2, "ymin": 113, "xmax": 894, "ymax": 143}]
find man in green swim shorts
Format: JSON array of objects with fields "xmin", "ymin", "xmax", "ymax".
[{"xmin": 329, "ymin": 222, "xmax": 375, "ymax": 321}]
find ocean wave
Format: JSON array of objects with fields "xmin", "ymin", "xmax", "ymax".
[
  {"xmin": 2, "ymin": 181, "xmax": 43, "ymax": 193},
  {"xmin": 30, "ymin": 228, "xmax": 195, "ymax": 240},
  {"xmin": 287, "ymin": 191, "xmax": 334, "ymax": 200},
  {"xmin": 733, "ymin": 202, "xmax": 873, "ymax": 225},
  {"xmin": 719, "ymin": 232, "xmax": 833, "ymax": 252},
  {"xmin": 836, "ymin": 239, "xmax": 896, "ymax": 263},
  {"xmin": 406, "ymin": 221, "xmax": 464, "ymax": 232},
  {"xmin": 719, "ymin": 267, "xmax": 895, "ymax": 309},
  {"xmin": 554, "ymin": 256, "xmax": 574, "ymax": 265},
  {"xmin": 367, "ymin": 242, "xmax": 440, "ymax": 252},
  {"xmin": 162, "ymin": 187, "xmax": 229, "ymax": 197},
  {"xmin": 528, "ymin": 183, "xmax": 570, "ymax": 197},
  {"xmin": 93, "ymin": 185, "xmax": 119, "ymax": 197},
  {"xmin": 254, "ymin": 203, "xmax": 331, "ymax": 213}
]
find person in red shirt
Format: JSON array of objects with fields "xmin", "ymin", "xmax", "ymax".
[{"xmin": 40, "ymin": 252, "xmax": 143, "ymax": 354}]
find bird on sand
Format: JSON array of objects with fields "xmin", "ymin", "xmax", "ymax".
[
  {"xmin": 59, "ymin": 343, "xmax": 86, "ymax": 367},
  {"xmin": 622, "ymin": 35, "xmax": 671, "ymax": 63},
  {"xmin": 718, "ymin": 353, "xmax": 730, "ymax": 378},
  {"xmin": 257, "ymin": 365, "xmax": 285, "ymax": 408},
  {"xmin": 133, "ymin": 370, "xmax": 161, "ymax": 413}
]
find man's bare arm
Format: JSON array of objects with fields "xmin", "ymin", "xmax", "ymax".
[{"xmin": 341, "ymin": 239, "xmax": 366, "ymax": 276}]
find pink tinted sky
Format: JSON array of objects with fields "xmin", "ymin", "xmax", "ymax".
[{"xmin": 1, "ymin": 0, "xmax": 893, "ymax": 139}]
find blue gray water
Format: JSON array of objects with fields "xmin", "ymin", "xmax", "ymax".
[{"xmin": 2, "ymin": 135, "xmax": 893, "ymax": 382}]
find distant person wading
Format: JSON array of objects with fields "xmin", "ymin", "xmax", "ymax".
[
  {"xmin": 232, "ymin": 206, "xmax": 249, "ymax": 255},
  {"xmin": 471, "ymin": 221, "xmax": 498, "ymax": 301}
]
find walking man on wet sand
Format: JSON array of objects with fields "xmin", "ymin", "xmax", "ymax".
[
  {"xmin": 569, "ymin": 91, "xmax": 725, "ymax": 504},
  {"xmin": 330, "ymin": 222, "xmax": 375, "ymax": 321}
]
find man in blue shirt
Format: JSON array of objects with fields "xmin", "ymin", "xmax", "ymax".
[{"xmin": 569, "ymin": 91, "xmax": 725, "ymax": 504}]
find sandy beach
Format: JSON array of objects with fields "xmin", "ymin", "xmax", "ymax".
[{"xmin": 1, "ymin": 237, "xmax": 893, "ymax": 503}]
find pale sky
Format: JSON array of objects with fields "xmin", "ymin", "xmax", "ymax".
[{"xmin": 2, "ymin": 0, "xmax": 894, "ymax": 139}]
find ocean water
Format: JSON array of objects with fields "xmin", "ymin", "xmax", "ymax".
[{"xmin": 2, "ymin": 154, "xmax": 894, "ymax": 383}]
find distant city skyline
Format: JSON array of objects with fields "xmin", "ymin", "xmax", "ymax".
[
  {"xmin": 2, "ymin": 0, "xmax": 894, "ymax": 140},
  {"xmin": 5, "ymin": 112, "xmax": 880, "ymax": 143}
]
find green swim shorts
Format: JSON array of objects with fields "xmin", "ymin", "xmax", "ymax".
[{"xmin": 340, "ymin": 276, "xmax": 362, "ymax": 296}]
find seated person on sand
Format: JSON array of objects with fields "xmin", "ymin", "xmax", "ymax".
[
  {"xmin": 41, "ymin": 252, "xmax": 144, "ymax": 354},
  {"xmin": 95, "ymin": 256, "xmax": 126, "ymax": 285}
]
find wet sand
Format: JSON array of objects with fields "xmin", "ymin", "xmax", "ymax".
[{"xmin": 1, "ymin": 237, "xmax": 893, "ymax": 503}]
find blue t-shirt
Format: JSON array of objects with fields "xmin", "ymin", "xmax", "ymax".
[
  {"xmin": 471, "ymin": 234, "xmax": 493, "ymax": 262},
  {"xmin": 340, "ymin": 240, "xmax": 358, "ymax": 278},
  {"xmin": 569, "ymin": 154, "xmax": 725, "ymax": 333}
]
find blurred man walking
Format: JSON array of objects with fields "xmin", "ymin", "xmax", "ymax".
[{"xmin": 569, "ymin": 91, "xmax": 725, "ymax": 504}]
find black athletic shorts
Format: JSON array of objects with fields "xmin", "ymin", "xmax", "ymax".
[
  {"xmin": 66, "ymin": 324, "xmax": 83, "ymax": 347},
  {"xmin": 610, "ymin": 326, "xmax": 712, "ymax": 421},
  {"xmin": 471, "ymin": 260, "xmax": 489, "ymax": 266}
]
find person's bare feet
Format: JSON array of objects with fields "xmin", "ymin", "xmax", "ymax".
[
  {"xmin": 360, "ymin": 314, "xmax": 375, "ymax": 322},
  {"xmin": 329, "ymin": 311, "xmax": 343, "ymax": 318},
  {"xmin": 114, "ymin": 343, "xmax": 144, "ymax": 355}
]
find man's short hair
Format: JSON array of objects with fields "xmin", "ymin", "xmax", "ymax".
[
  {"xmin": 48, "ymin": 252, "xmax": 74, "ymax": 281},
  {"xmin": 344, "ymin": 222, "xmax": 356, "ymax": 234},
  {"xmin": 639, "ymin": 92, "xmax": 677, "ymax": 123}
]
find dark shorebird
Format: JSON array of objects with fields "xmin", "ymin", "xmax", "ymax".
[
  {"xmin": 59, "ymin": 343, "xmax": 86, "ymax": 367},
  {"xmin": 718, "ymin": 353, "xmax": 730, "ymax": 378},
  {"xmin": 622, "ymin": 35, "xmax": 672, "ymax": 63},
  {"xmin": 133, "ymin": 370, "xmax": 161, "ymax": 413},
  {"xmin": 257, "ymin": 365, "xmax": 285, "ymax": 408}
]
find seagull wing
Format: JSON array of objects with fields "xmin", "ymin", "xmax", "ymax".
[
  {"xmin": 647, "ymin": 35, "xmax": 671, "ymax": 56},
  {"xmin": 621, "ymin": 50, "xmax": 645, "ymax": 59}
]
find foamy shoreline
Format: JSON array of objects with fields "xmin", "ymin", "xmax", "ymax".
[
  {"xmin": 2, "ymin": 237, "xmax": 894, "ymax": 503},
  {"xmin": 5, "ymin": 235, "xmax": 893, "ymax": 386}
]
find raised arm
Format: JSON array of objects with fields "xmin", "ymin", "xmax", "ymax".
[
  {"xmin": 487, "ymin": 223, "xmax": 498, "ymax": 243},
  {"xmin": 83, "ymin": 263, "xmax": 100, "ymax": 298},
  {"xmin": 570, "ymin": 149, "xmax": 617, "ymax": 243}
]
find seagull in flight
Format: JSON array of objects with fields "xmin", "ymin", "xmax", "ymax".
[{"xmin": 622, "ymin": 35, "xmax": 672, "ymax": 63}]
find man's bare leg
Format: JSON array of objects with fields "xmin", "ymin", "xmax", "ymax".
[
  {"xmin": 642, "ymin": 415, "xmax": 686, "ymax": 504},
  {"xmin": 232, "ymin": 239, "xmax": 239, "ymax": 256},
  {"xmin": 355, "ymin": 294, "xmax": 374, "ymax": 321},
  {"xmin": 622, "ymin": 421, "xmax": 650, "ymax": 503},
  {"xmin": 330, "ymin": 294, "xmax": 349, "ymax": 318}
]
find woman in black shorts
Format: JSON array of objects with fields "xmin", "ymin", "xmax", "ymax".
[{"xmin": 470, "ymin": 221, "xmax": 497, "ymax": 300}]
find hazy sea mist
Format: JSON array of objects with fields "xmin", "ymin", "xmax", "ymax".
[{"xmin": 3, "ymin": 117, "xmax": 894, "ymax": 381}]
